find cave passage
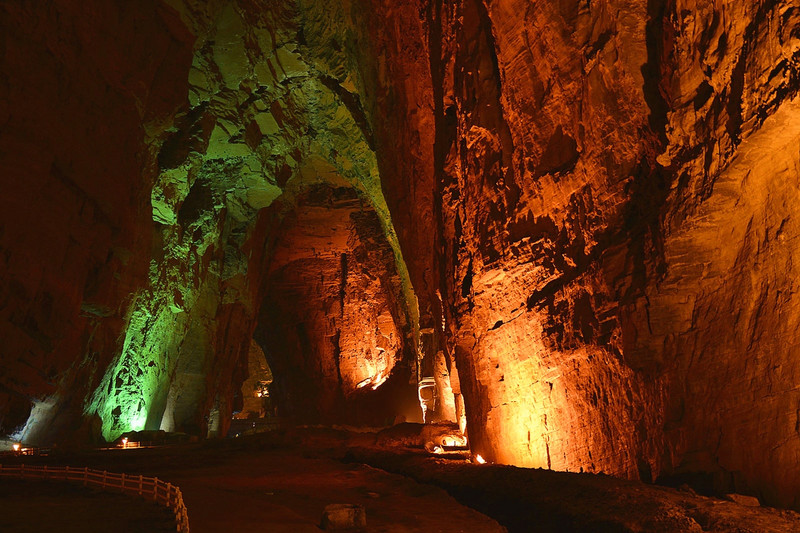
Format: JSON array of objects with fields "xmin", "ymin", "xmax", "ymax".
[
  {"xmin": 2, "ymin": 0, "xmax": 800, "ymax": 529},
  {"xmin": 253, "ymin": 184, "xmax": 422, "ymax": 427}
]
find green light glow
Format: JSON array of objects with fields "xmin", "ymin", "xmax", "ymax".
[{"xmin": 86, "ymin": 1, "xmax": 418, "ymax": 441}]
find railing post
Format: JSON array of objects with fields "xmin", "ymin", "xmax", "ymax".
[
  {"xmin": 121, "ymin": 472, "xmax": 126, "ymax": 493},
  {"xmin": 43, "ymin": 465, "xmax": 47, "ymax": 479},
  {"xmin": 102, "ymin": 470, "xmax": 107, "ymax": 488},
  {"xmin": 167, "ymin": 483, "xmax": 172, "ymax": 508},
  {"xmin": 153, "ymin": 478, "xmax": 158, "ymax": 502},
  {"xmin": 65, "ymin": 465, "xmax": 69, "ymax": 481},
  {"xmin": 139, "ymin": 474, "xmax": 143, "ymax": 496},
  {"xmin": 84, "ymin": 466, "xmax": 88, "ymax": 486},
  {"xmin": 20, "ymin": 463, "xmax": 24, "ymax": 479}
]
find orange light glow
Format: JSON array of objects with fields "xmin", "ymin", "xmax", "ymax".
[
  {"xmin": 12, "ymin": 443, "xmax": 20, "ymax": 452},
  {"xmin": 475, "ymin": 454, "xmax": 486, "ymax": 464},
  {"xmin": 121, "ymin": 437, "xmax": 129, "ymax": 449},
  {"xmin": 371, "ymin": 375, "xmax": 389, "ymax": 390},
  {"xmin": 356, "ymin": 374, "xmax": 389, "ymax": 391},
  {"xmin": 442, "ymin": 435, "xmax": 467, "ymax": 447}
]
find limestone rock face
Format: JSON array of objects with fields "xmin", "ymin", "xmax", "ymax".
[
  {"xmin": 425, "ymin": 0, "xmax": 665, "ymax": 478},
  {"xmin": 384, "ymin": 0, "xmax": 800, "ymax": 504},
  {"xmin": 1, "ymin": 0, "xmax": 417, "ymax": 443},
  {"xmin": 78, "ymin": 0, "xmax": 419, "ymax": 441},
  {"xmin": 641, "ymin": 98, "xmax": 800, "ymax": 505},
  {"xmin": 233, "ymin": 339, "xmax": 273, "ymax": 420},
  {"xmin": 353, "ymin": 0, "xmax": 800, "ymax": 504},
  {"xmin": 255, "ymin": 186, "xmax": 413, "ymax": 425},
  {"xmin": 0, "ymin": 1, "xmax": 194, "ymax": 441}
]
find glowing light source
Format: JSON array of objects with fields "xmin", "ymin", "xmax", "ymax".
[
  {"xmin": 121, "ymin": 437, "xmax": 129, "ymax": 449},
  {"xmin": 12, "ymin": 443, "xmax": 20, "ymax": 452},
  {"xmin": 371, "ymin": 375, "xmax": 388, "ymax": 390},
  {"xmin": 356, "ymin": 373, "xmax": 389, "ymax": 391},
  {"xmin": 475, "ymin": 454, "xmax": 486, "ymax": 464},
  {"xmin": 418, "ymin": 377, "xmax": 436, "ymax": 423},
  {"xmin": 442, "ymin": 435, "xmax": 467, "ymax": 447}
]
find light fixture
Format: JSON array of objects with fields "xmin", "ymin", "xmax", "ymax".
[{"xmin": 371, "ymin": 375, "xmax": 388, "ymax": 390}]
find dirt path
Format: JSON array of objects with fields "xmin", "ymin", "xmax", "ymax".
[
  {"xmin": 161, "ymin": 449, "xmax": 504, "ymax": 533},
  {"xmin": 6, "ymin": 441, "xmax": 504, "ymax": 533},
  {"xmin": 16, "ymin": 426, "xmax": 800, "ymax": 533}
]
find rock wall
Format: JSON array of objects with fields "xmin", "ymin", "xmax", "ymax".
[
  {"xmin": 1, "ymin": 0, "xmax": 418, "ymax": 444},
  {"xmin": 403, "ymin": 0, "xmax": 798, "ymax": 501},
  {"xmin": 234, "ymin": 339, "xmax": 272, "ymax": 419},
  {"xmin": 255, "ymin": 185, "xmax": 414, "ymax": 425},
  {"xmin": 644, "ymin": 98, "xmax": 800, "ymax": 505},
  {"xmin": 423, "ymin": 0, "xmax": 667, "ymax": 478},
  {"xmin": 0, "ymin": 0, "xmax": 194, "ymax": 442},
  {"xmin": 350, "ymin": 0, "xmax": 800, "ymax": 503},
  {"xmin": 84, "ymin": 0, "xmax": 419, "ymax": 441}
]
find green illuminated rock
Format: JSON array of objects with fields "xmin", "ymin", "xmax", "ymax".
[{"xmin": 87, "ymin": 0, "xmax": 418, "ymax": 441}]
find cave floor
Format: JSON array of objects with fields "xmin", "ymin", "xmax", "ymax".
[
  {"xmin": 5, "ymin": 434, "xmax": 502, "ymax": 533},
  {"xmin": 348, "ymin": 446, "xmax": 800, "ymax": 533},
  {"xmin": 156, "ymin": 443, "xmax": 504, "ymax": 532},
  {"xmin": 8, "ymin": 427, "xmax": 800, "ymax": 532}
]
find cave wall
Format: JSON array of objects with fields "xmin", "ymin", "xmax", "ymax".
[
  {"xmin": 642, "ymin": 97, "xmax": 800, "ymax": 505},
  {"xmin": 1, "ymin": 0, "xmax": 419, "ymax": 444},
  {"xmin": 84, "ymin": 0, "xmax": 420, "ymax": 441},
  {"xmin": 425, "ymin": 0, "xmax": 667, "ymax": 479},
  {"xmin": 356, "ymin": 0, "xmax": 800, "ymax": 503},
  {"xmin": 255, "ymin": 186, "xmax": 414, "ymax": 425},
  {"xmin": 233, "ymin": 338, "xmax": 272, "ymax": 419},
  {"xmin": 0, "ymin": 0, "xmax": 194, "ymax": 442}
]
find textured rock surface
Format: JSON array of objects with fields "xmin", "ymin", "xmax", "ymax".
[
  {"xmin": 358, "ymin": 0, "xmax": 800, "ymax": 505},
  {"xmin": 1, "ymin": 0, "xmax": 417, "ymax": 443},
  {"xmin": 255, "ymin": 185, "xmax": 415, "ymax": 424},
  {"xmin": 81, "ymin": 0, "xmax": 419, "ymax": 441},
  {"xmin": 233, "ymin": 339, "xmax": 272, "ymax": 419},
  {"xmin": 0, "ymin": 0, "xmax": 194, "ymax": 442},
  {"xmin": 2, "ymin": 0, "xmax": 800, "ymax": 513}
]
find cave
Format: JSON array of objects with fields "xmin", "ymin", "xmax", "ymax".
[{"xmin": 1, "ymin": 0, "xmax": 800, "ymax": 531}]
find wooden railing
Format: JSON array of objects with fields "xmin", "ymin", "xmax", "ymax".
[{"xmin": 0, "ymin": 464, "xmax": 189, "ymax": 532}]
